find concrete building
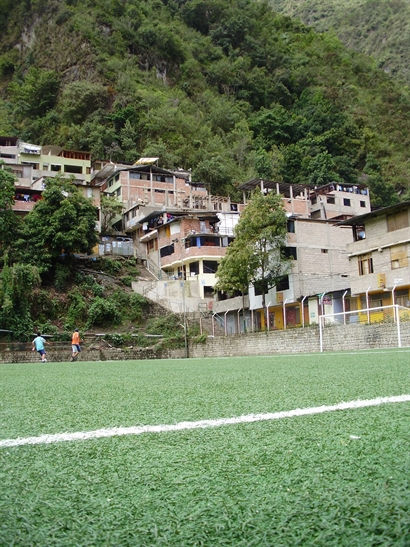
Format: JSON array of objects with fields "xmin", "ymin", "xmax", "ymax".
[
  {"xmin": 310, "ymin": 182, "xmax": 371, "ymax": 220},
  {"xmin": 1, "ymin": 137, "xmax": 100, "ymax": 228},
  {"xmin": 212, "ymin": 178, "xmax": 371, "ymax": 334},
  {"xmin": 213, "ymin": 216, "xmax": 354, "ymax": 333},
  {"xmin": 0, "ymin": 139, "xmax": 92, "ymax": 186},
  {"xmin": 340, "ymin": 201, "xmax": 410, "ymax": 318},
  {"xmin": 119, "ymin": 162, "xmax": 243, "ymax": 312}
]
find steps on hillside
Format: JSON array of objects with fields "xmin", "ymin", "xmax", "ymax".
[{"xmin": 137, "ymin": 264, "xmax": 158, "ymax": 282}]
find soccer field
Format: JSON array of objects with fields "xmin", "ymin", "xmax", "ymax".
[{"xmin": 1, "ymin": 350, "xmax": 409, "ymax": 545}]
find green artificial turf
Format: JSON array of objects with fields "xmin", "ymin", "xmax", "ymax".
[{"xmin": 1, "ymin": 349, "xmax": 409, "ymax": 545}]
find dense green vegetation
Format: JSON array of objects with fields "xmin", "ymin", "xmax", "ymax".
[
  {"xmin": 0, "ymin": 0, "xmax": 408, "ymax": 202},
  {"xmin": 269, "ymin": 0, "xmax": 410, "ymax": 84},
  {"xmin": 0, "ymin": 168, "xmax": 165, "ymax": 340}
]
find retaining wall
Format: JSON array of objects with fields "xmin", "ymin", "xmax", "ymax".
[
  {"xmin": 0, "ymin": 346, "xmax": 185, "ymax": 364},
  {"xmin": 188, "ymin": 322, "xmax": 410, "ymax": 358},
  {"xmin": 1, "ymin": 322, "xmax": 408, "ymax": 364}
]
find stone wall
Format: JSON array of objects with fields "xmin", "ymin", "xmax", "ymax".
[
  {"xmin": 188, "ymin": 321, "xmax": 410, "ymax": 358},
  {"xmin": 1, "ymin": 322, "xmax": 408, "ymax": 364},
  {"xmin": 0, "ymin": 345, "xmax": 185, "ymax": 364}
]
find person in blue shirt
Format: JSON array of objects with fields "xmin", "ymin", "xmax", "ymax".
[{"xmin": 32, "ymin": 333, "xmax": 47, "ymax": 362}]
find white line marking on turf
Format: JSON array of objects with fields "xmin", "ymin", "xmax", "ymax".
[{"xmin": 1, "ymin": 394, "xmax": 409, "ymax": 449}]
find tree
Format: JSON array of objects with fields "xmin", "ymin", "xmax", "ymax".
[
  {"xmin": 19, "ymin": 176, "xmax": 98, "ymax": 273},
  {"xmin": 59, "ymin": 80, "xmax": 109, "ymax": 124},
  {"xmin": 216, "ymin": 189, "xmax": 290, "ymax": 328},
  {"xmin": 101, "ymin": 195, "xmax": 123, "ymax": 234},
  {"xmin": 9, "ymin": 67, "xmax": 60, "ymax": 119},
  {"xmin": 0, "ymin": 164, "xmax": 18, "ymax": 256},
  {"xmin": 363, "ymin": 153, "xmax": 399, "ymax": 208},
  {"xmin": 0, "ymin": 257, "xmax": 41, "ymax": 338}
]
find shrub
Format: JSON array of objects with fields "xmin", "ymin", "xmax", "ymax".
[
  {"xmin": 87, "ymin": 297, "xmax": 121, "ymax": 327},
  {"xmin": 120, "ymin": 275, "xmax": 133, "ymax": 287},
  {"xmin": 111, "ymin": 290, "xmax": 148, "ymax": 322},
  {"xmin": 65, "ymin": 289, "xmax": 88, "ymax": 329},
  {"xmin": 35, "ymin": 321, "xmax": 59, "ymax": 336},
  {"xmin": 54, "ymin": 263, "xmax": 71, "ymax": 290},
  {"xmin": 31, "ymin": 289, "xmax": 60, "ymax": 322},
  {"xmin": 146, "ymin": 314, "xmax": 183, "ymax": 337}
]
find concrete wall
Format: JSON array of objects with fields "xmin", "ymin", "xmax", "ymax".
[
  {"xmin": 1, "ymin": 322, "xmax": 408, "ymax": 364},
  {"xmin": 188, "ymin": 321, "xmax": 410, "ymax": 358},
  {"xmin": 0, "ymin": 345, "xmax": 185, "ymax": 365}
]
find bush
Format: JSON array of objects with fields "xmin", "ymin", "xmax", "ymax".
[
  {"xmin": 111, "ymin": 290, "xmax": 148, "ymax": 322},
  {"xmin": 65, "ymin": 289, "xmax": 88, "ymax": 329},
  {"xmin": 54, "ymin": 263, "xmax": 71, "ymax": 290},
  {"xmin": 35, "ymin": 321, "xmax": 59, "ymax": 336},
  {"xmin": 146, "ymin": 314, "xmax": 183, "ymax": 337},
  {"xmin": 87, "ymin": 297, "xmax": 121, "ymax": 327},
  {"xmin": 31, "ymin": 289, "xmax": 60, "ymax": 322},
  {"xmin": 120, "ymin": 275, "xmax": 133, "ymax": 287}
]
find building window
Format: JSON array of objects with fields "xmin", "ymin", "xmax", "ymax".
[
  {"xmin": 283, "ymin": 247, "xmax": 297, "ymax": 259},
  {"xmin": 326, "ymin": 196, "xmax": 335, "ymax": 204},
  {"xmin": 353, "ymin": 225, "xmax": 366, "ymax": 241},
  {"xmin": 390, "ymin": 245, "xmax": 408, "ymax": 269},
  {"xmin": 203, "ymin": 260, "xmax": 218, "ymax": 274},
  {"xmin": 253, "ymin": 281, "xmax": 264, "ymax": 296},
  {"xmin": 358, "ymin": 254, "xmax": 373, "ymax": 275},
  {"xmin": 276, "ymin": 275, "xmax": 289, "ymax": 291},
  {"xmin": 51, "ymin": 164, "xmax": 61, "ymax": 171},
  {"xmin": 64, "ymin": 165, "xmax": 83, "ymax": 174},
  {"xmin": 287, "ymin": 219, "xmax": 295, "ymax": 233},
  {"xmin": 360, "ymin": 200, "xmax": 366, "ymax": 207},
  {"xmin": 395, "ymin": 290, "xmax": 410, "ymax": 307},
  {"xmin": 387, "ymin": 210, "xmax": 409, "ymax": 232},
  {"xmin": 189, "ymin": 261, "xmax": 199, "ymax": 275},
  {"xmin": 311, "ymin": 196, "xmax": 317, "ymax": 205},
  {"xmin": 343, "ymin": 198, "xmax": 351, "ymax": 206},
  {"xmin": 321, "ymin": 249, "xmax": 328, "ymax": 254},
  {"xmin": 204, "ymin": 286, "xmax": 214, "ymax": 297},
  {"xmin": 160, "ymin": 243, "xmax": 174, "ymax": 258}
]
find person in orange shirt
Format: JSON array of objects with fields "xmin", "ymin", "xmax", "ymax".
[{"xmin": 71, "ymin": 329, "xmax": 81, "ymax": 361}]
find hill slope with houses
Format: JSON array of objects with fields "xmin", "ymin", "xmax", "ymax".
[{"xmin": 0, "ymin": 0, "xmax": 409, "ymax": 206}]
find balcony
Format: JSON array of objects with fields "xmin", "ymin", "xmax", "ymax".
[{"xmin": 160, "ymin": 245, "xmax": 227, "ymax": 267}]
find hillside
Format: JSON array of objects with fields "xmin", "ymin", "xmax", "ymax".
[
  {"xmin": 0, "ymin": 0, "xmax": 409, "ymax": 204},
  {"xmin": 0, "ymin": 252, "xmax": 190, "ymax": 345},
  {"xmin": 269, "ymin": 0, "xmax": 410, "ymax": 84}
]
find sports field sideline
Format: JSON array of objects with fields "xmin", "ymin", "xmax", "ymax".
[{"xmin": 1, "ymin": 349, "xmax": 409, "ymax": 545}]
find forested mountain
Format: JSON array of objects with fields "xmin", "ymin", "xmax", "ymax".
[
  {"xmin": 269, "ymin": 0, "xmax": 410, "ymax": 84},
  {"xmin": 0, "ymin": 0, "xmax": 409, "ymax": 205}
]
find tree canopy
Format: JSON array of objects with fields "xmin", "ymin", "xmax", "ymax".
[
  {"xmin": 216, "ymin": 190, "xmax": 290, "ymax": 322},
  {"xmin": 0, "ymin": 164, "xmax": 19, "ymax": 253},
  {"xmin": 17, "ymin": 176, "xmax": 98, "ymax": 273}
]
